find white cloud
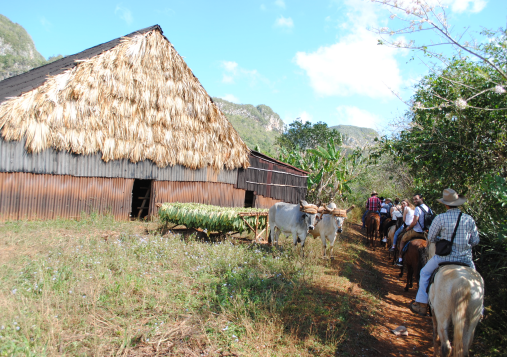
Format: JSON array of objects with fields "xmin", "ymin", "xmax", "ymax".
[
  {"xmin": 297, "ymin": 111, "xmax": 313, "ymax": 123},
  {"xmin": 294, "ymin": 0, "xmax": 402, "ymax": 99},
  {"xmin": 274, "ymin": 0, "xmax": 286, "ymax": 9},
  {"xmin": 220, "ymin": 94, "xmax": 240, "ymax": 103},
  {"xmin": 222, "ymin": 61, "xmax": 238, "ymax": 72},
  {"xmin": 295, "ymin": 29, "xmax": 402, "ymax": 98},
  {"xmin": 448, "ymin": 0, "xmax": 486, "ymax": 13},
  {"xmin": 40, "ymin": 17, "xmax": 52, "ymax": 31},
  {"xmin": 274, "ymin": 16, "xmax": 294, "ymax": 29},
  {"xmin": 220, "ymin": 61, "xmax": 271, "ymax": 88},
  {"xmin": 335, "ymin": 106, "xmax": 382, "ymax": 129},
  {"xmin": 115, "ymin": 5, "xmax": 133, "ymax": 25}
]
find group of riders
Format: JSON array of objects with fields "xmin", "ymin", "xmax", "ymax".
[{"xmin": 361, "ymin": 188, "xmax": 480, "ymax": 316}]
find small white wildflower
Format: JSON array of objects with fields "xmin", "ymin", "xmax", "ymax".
[
  {"xmin": 232, "ymin": 334, "xmax": 237, "ymax": 338},
  {"xmin": 494, "ymin": 85, "xmax": 506, "ymax": 94},
  {"xmin": 68, "ymin": 290, "xmax": 72, "ymax": 294},
  {"xmin": 222, "ymin": 326, "xmax": 229, "ymax": 331},
  {"xmin": 11, "ymin": 289, "xmax": 17, "ymax": 295},
  {"xmin": 16, "ymin": 326, "xmax": 20, "ymax": 331},
  {"xmin": 455, "ymin": 98, "xmax": 467, "ymax": 110}
]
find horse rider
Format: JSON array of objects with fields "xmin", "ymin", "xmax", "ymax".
[
  {"xmin": 390, "ymin": 200, "xmax": 415, "ymax": 255},
  {"xmin": 384, "ymin": 198, "xmax": 402, "ymax": 239},
  {"xmin": 380, "ymin": 198, "xmax": 393, "ymax": 242},
  {"xmin": 362, "ymin": 191, "xmax": 382, "ymax": 230},
  {"xmin": 396, "ymin": 194, "xmax": 432, "ymax": 266},
  {"xmin": 410, "ymin": 188, "xmax": 480, "ymax": 316}
]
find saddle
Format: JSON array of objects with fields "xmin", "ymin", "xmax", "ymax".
[
  {"xmin": 426, "ymin": 262, "xmax": 471, "ymax": 294},
  {"xmin": 400, "ymin": 236, "xmax": 426, "ymax": 256}
]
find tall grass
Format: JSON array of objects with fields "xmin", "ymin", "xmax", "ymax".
[{"xmin": 0, "ymin": 215, "xmax": 379, "ymax": 356}]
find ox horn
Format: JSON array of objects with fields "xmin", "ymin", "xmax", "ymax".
[
  {"xmin": 300, "ymin": 200, "xmax": 309, "ymax": 207},
  {"xmin": 346, "ymin": 205, "xmax": 356, "ymax": 213}
]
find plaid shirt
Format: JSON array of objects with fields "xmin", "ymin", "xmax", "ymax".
[
  {"xmin": 366, "ymin": 196, "xmax": 382, "ymax": 212},
  {"xmin": 428, "ymin": 208, "xmax": 479, "ymax": 266}
]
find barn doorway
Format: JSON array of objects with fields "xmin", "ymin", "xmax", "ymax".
[
  {"xmin": 244, "ymin": 190, "xmax": 255, "ymax": 208},
  {"xmin": 131, "ymin": 179, "xmax": 152, "ymax": 219}
]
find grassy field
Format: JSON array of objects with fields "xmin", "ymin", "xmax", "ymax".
[{"xmin": 0, "ymin": 214, "xmax": 382, "ymax": 356}]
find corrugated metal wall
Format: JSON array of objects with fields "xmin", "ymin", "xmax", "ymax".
[
  {"xmin": 0, "ymin": 172, "xmax": 133, "ymax": 221},
  {"xmin": 237, "ymin": 152, "xmax": 308, "ymax": 204},
  {"xmin": 150, "ymin": 181, "xmax": 246, "ymax": 215},
  {"xmin": 0, "ymin": 138, "xmax": 237, "ymax": 184},
  {"xmin": 254, "ymin": 195, "xmax": 282, "ymax": 209}
]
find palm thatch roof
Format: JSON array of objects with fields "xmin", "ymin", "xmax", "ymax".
[{"xmin": 0, "ymin": 26, "xmax": 249, "ymax": 170}]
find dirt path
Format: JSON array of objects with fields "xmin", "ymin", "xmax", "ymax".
[{"xmin": 343, "ymin": 224, "xmax": 435, "ymax": 357}]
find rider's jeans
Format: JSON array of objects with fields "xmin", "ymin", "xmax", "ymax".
[
  {"xmin": 392, "ymin": 225, "xmax": 404, "ymax": 247},
  {"xmin": 415, "ymin": 255, "xmax": 446, "ymax": 304}
]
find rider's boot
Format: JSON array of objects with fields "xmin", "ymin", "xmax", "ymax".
[{"xmin": 409, "ymin": 301, "xmax": 428, "ymax": 316}]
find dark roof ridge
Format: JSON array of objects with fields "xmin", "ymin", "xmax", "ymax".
[
  {"xmin": 0, "ymin": 25, "xmax": 162, "ymax": 104},
  {"xmin": 249, "ymin": 150, "xmax": 309, "ymax": 175}
]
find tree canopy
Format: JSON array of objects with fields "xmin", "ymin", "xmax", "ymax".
[{"xmin": 275, "ymin": 121, "xmax": 342, "ymax": 151}]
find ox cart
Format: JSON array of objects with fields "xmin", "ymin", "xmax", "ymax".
[{"xmin": 158, "ymin": 203, "xmax": 270, "ymax": 243}]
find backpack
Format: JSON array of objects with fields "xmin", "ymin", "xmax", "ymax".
[{"xmin": 419, "ymin": 205, "xmax": 435, "ymax": 231}]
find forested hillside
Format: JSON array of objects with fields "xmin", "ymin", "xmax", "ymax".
[
  {"xmin": 213, "ymin": 97, "xmax": 284, "ymax": 156},
  {"xmin": 330, "ymin": 125, "xmax": 378, "ymax": 148},
  {"xmin": 0, "ymin": 14, "xmax": 61, "ymax": 81}
]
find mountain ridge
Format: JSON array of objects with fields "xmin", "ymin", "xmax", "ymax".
[
  {"xmin": 330, "ymin": 124, "xmax": 378, "ymax": 148},
  {"xmin": 0, "ymin": 14, "xmax": 62, "ymax": 81}
]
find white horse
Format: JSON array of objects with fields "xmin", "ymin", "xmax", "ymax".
[{"xmin": 427, "ymin": 242, "xmax": 484, "ymax": 357}]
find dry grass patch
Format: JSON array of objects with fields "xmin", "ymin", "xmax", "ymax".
[{"xmin": 0, "ymin": 216, "xmax": 382, "ymax": 356}]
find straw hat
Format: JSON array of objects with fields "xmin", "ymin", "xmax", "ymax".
[
  {"xmin": 385, "ymin": 198, "xmax": 393, "ymax": 202},
  {"xmin": 371, "ymin": 190, "xmax": 378, "ymax": 195},
  {"xmin": 436, "ymin": 188, "xmax": 467, "ymax": 206}
]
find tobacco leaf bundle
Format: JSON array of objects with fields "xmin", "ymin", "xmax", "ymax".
[{"xmin": 159, "ymin": 203, "xmax": 268, "ymax": 233}]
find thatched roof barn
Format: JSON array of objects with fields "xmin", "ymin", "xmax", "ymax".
[{"xmin": 0, "ymin": 25, "xmax": 307, "ymax": 221}]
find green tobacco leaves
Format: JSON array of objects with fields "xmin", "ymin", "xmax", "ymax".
[{"xmin": 158, "ymin": 203, "xmax": 268, "ymax": 233}]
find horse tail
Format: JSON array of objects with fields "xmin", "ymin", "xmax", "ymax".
[
  {"xmin": 417, "ymin": 245, "xmax": 428, "ymax": 280},
  {"xmin": 452, "ymin": 281, "xmax": 472, "ymax": 357}
]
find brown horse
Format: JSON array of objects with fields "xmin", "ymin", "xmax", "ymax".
[
  {"xmin": 381, "ymin": 217, "xmax": 392, "ymax": 244},
  {"xmin": 399, "ymin": 239, "xmax": 428, "ymax": 291},
  {"xmin": 365, "ymin": 212, "xmax": 380, "ymax": 248}
]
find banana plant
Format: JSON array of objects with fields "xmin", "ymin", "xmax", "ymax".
[{"xmin": 279, "ymin": 137, "xmax": 361, "ymax": 202}]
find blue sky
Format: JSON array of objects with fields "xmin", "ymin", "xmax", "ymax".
[{"xmin": 2, "ymin": 0, "xmax": 506, "ymax": 133}]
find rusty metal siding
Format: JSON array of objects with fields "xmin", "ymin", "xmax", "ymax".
[
  {"xmin": 0, "ymin": 172, "xmax": 134, "ymax": 221},
  {"xmin": 236, "ymin": 152, "xmax": 308, "ymax": 204},
  {"xmin": 0, "ymin": 138, "xmax": 238, "ymax": 184},
  {"xmin": 150, "ymin": 181, "xmax": 246, "ymax": 215},
  {"xmin": 254, "ymin": 195, "xmax": 282, "ymax": 209}
]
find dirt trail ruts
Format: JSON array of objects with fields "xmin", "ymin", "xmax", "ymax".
[{"xmin": 344, "ymin": 224, "xmax": 434, "ymax": 357}]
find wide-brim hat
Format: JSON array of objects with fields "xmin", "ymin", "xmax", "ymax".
[
  {"xmin": 371, "ymin": 190, "xmax": 378, "ymax": 195},
  {"xmin": 436, "ymin": 188, "xmax": 467, "ymax": 206},
  {"xmin": 385, "ymin": 198, "xmax": 393, "ymax": 202}
]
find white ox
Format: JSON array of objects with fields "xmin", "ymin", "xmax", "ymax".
[
  {"xmin": 309, "ymin": 203, "xmax": 355, "ymax": 258},
  {"xmin": 268, "ymin": 200, "xmax": 318, "ymax": 257}
]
